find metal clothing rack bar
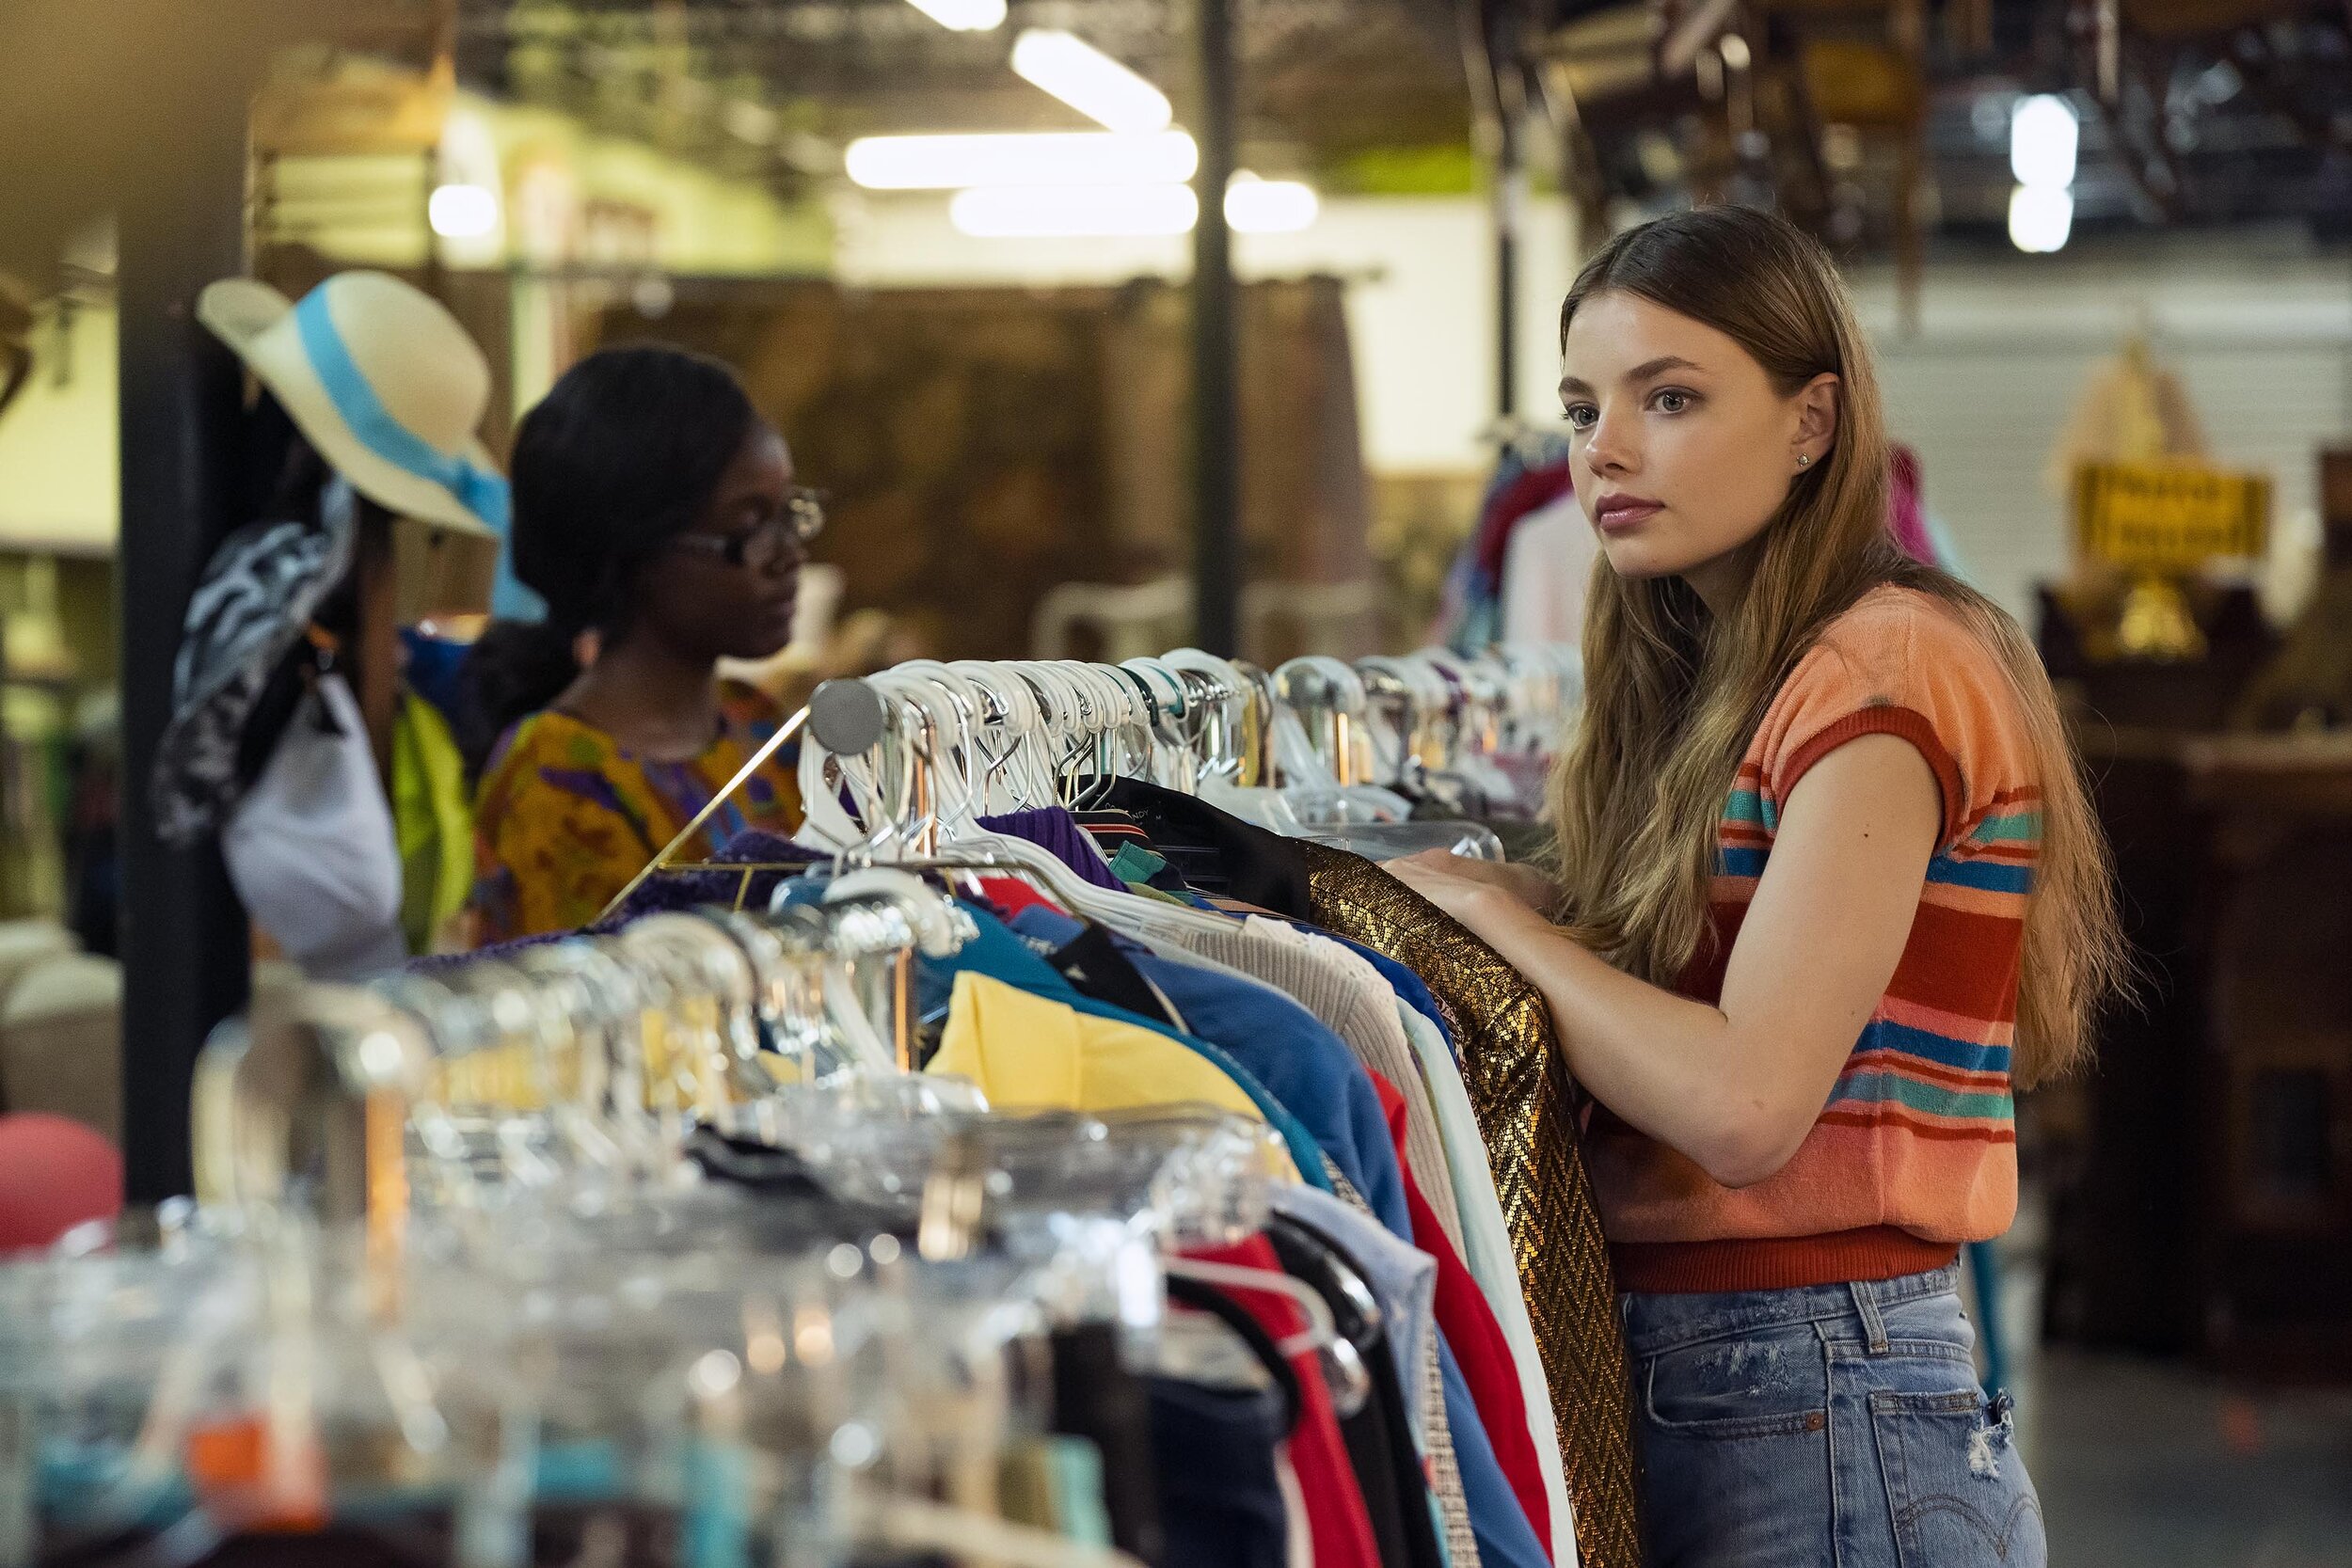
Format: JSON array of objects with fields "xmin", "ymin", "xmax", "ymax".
[{"xmin": 594, "ymin": 677, "xmax": 886, "ymax": 927}]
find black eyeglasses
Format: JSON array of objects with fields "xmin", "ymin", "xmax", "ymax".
[{"xmin": 670, "ymin": 487, "xmax": 826, "ymax": 570}]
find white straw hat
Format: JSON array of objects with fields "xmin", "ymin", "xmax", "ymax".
[{"xmin": 196, "ymin": 270, "xmax": 505, "ymax": 541}]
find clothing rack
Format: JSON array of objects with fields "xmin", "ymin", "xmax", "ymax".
[
  {"xmin": 6, "ymin": 628, "xmax": 1653, "ymax": 1568},
  {"xmin": 611, "ymin": 642, "xmax": 1581, "ymax": 914}
]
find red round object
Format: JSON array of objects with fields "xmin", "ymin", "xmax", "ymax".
[{"xmin": 0, "ymin": 1113, "xmax": 123, "ymax": 1253}]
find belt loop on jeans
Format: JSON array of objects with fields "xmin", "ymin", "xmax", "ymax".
[{"xmin": 1850, "ymin": 1279, "xmax": 1890, "ymax": 1354}]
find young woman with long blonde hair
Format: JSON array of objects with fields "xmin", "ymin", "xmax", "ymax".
[{"xmin": 1390, "ymin": 206, "xmax": 2122, "ymax": 1567}]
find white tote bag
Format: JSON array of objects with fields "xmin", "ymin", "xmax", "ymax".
[{"xmin": 222, "ymin": 672, "xmax": 408, "ymax": 981}]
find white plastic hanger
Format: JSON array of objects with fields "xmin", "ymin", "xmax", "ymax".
[
  {"xmin": 877, "ymin": 665, "xmax": 989, "ymax": 846},
  {"xmin": 1270, "ymin": 657, "xmax": 1415, "ymax": 823},
  {"xmin": 950, "ymin": 658, "xmax": 1055, "ymax": 814},
  {"xmin": 795, "ymin": 697, "xmax": 889, "ymax": 853},
  {"xmin": 1353, "ymin": 655, "xmax": 1420, "ymax": 789},
  {"xmin": 1061, "ymin": 660, "xmax": 1136, "ymax": 809},
  {"xmin": 1016, "ymin": 660, "xmax": 1094, "ymax": 809},
  {"xmin": 1115, "ymin": 657, "xmax": 1189, "ymax": 790},
  {"xmin": 1418, "ymin": 647, "xmax": 1520, "ymax": 805},
  {"xmin": 1162, "ymin": 1255, "xmax": 1371, "ymax": 1417},
  {"xmin": 1159, "ymin": 648, "xmax": 1308, "ymax": 832},
  {"xmin": 841, "ymin": 673, "xmax": 1129, "ymax": 911},
  {"xmin": 1158, "ymin": 648, "xmax": 1248, "ymax": 784},
  {"xmin": 805, "ymin": 672, "xmax": 992, "ymax": 859}
]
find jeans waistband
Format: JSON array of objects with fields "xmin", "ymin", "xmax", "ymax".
[{"xmin": 1620, "ymin": 1262, "xmax": 1964, "ymax": 1357}]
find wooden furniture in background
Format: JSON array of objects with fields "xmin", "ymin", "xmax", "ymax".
[
  {"xmin": 586, "ymin": 276, "xmax": 1375, "ymax": 666},
  {"xmin": 2178, "ymin": 734, "xmax": 2352, "ymax": 1378},
  {"xmin": 2044, "ymin": 449, "xmax": 2352, "ymax": 1381}
]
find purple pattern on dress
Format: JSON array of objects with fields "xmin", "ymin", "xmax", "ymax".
[
  {"xmin": 595, "ymin": 829, "xmax": 822, "ymax": 929},
  {"xmin": 539, "ymin": 767, "xmax": 636, "ymax": 824},
  {"xmin": 409, "ymin": 929, "xmax": 574, "ymax": 972},
  {"xmin": 409, "ymin": 832, "xmax": 825, "ymax": 974}
]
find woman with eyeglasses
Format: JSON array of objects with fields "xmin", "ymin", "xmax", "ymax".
[{"xmin": 461, "ymin": 344, "xmax": 823, "ymax": 942}]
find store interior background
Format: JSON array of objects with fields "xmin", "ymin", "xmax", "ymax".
[{"xmin": 4, "ymin": 2, "xmax": 2351, "ymax": 1561}]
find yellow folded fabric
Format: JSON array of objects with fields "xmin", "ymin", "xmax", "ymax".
[{"xmin": 927, "ymin": 971, "xmax": 1265, "ymax": 1121}]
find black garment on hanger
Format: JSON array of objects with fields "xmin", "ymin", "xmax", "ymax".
[
  {"xmin": 681, "ymin": 1127, "xmax": 836, "ymax": 1195},
  {"xmin": 679, "ymin": 1130, "xmax": 915, "ymax": 1242},
  {"xmin": 1164, "ymin": 1273, "xmax": 1304, "ymax": 1432},
  {"xmin": 1041, "ymin": 919, "xmax": 1187, "ymax": 1031},
  {"xmin": 1098, "ymin": 778, "xmax": 1312, "ymax": 914},
  {"xmin": 1399, "ymin": 773, "xmax": 1476, "ymax": 819},
  {"xmin": 1049, "ymin": 1321, "xmax": 1166, "ymax": 1565},
  {"xmin": 1151, "ymin": 1271, "xmax": 1306, "ymax": 1568},
  {"xmin": 1072, "ymin": 812, "xmax": 1191, "ymax": 891},
  {"xmin": 1143, "ymin": 1378, "xmax": 1291, "ymax": 1568},
  {"xmin": 1268, "ymin": 1214, "xmax": 1446, "ymax": 1568}
]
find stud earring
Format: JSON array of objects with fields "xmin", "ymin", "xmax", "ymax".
[{"xmin": 1795, "ymin": 453, "xmax": 1812, "ymax": 468}]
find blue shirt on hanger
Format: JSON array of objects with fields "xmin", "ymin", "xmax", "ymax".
[
  {"xmin": 903, "ymin": 898, "xmax": 1338, "ymax": 1195},
  {"xmin": 1006, "ymin": 904, "xmax": 1407, "ymax": 1240},
  {"xmin": 1004, "ymin": 908, "xmax": 1550, "ymax": 1568},
  {"xmin": 793, "ymin": 881, "xmax": 1549, "ymax": 1568}
]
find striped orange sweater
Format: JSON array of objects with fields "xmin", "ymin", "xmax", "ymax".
[{"xmin": 1590, "ymin": 585, "xmax": 2038, "ymax": 1294}]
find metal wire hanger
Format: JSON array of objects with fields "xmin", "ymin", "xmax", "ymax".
[{"xmin": 594, "ymin": 676, "xmax": 888, "ymax": 925}]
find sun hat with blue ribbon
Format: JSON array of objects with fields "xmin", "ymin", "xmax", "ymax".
[{"xmin": 196, "ymin": 270, "xmax": 509, "ymax": 545}]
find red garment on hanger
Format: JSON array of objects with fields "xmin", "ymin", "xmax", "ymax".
[
  {"xmin": 1474, "ymin": 462, "xmax": 1575, "ymax": 584},
  {"xmin": 974, "ymin": 875, "xmax": 1067, "ymax": 922},
  {"xmin": 1367, "ymin": 1070, "xmax": 1552, "ymax": 1555},
  {"xmin": 1181, "ymin": 1234, "xmax": 1385, "ymax": 1568}
]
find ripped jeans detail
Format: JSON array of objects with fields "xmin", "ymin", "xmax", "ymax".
[{"xmin": 1626, "ymin": 1265, "xmax": 2046, "ymax": 1568}]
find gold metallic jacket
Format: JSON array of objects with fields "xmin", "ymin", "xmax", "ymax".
[{"xmin": 1300, "ymin": 839, "xmax": 1644, "ymax": 1568}]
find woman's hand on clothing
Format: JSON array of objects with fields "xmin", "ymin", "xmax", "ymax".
[
  {"xmin": 1384, "ymin": 850, "xmax": 1559, "ymax": 920},
  {"xmin": 1386, "ymin": 734, "xmax": 1942, "ymax": 1191}
]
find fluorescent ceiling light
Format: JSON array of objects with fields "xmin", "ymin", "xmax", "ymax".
[
  {"xmin": 2010, "ymin": 93, "xmax": 2079, "ymax": 190},
  {"xmin": 949, "ymin": 174, "xmax": 1323, "ymax": 238},
  {"xmin": 951, "ymin": 184, "xmax": 1199, "ymax": 237},
  {"xmin": 1011, "ymin": 30, "xmax": 1172, "ymax": 133},
  {"xmin": 846, "ymin": 131, "xmax": 1198, "ymax": 189},
  {"xmin": 2008, "ymin": 184, "xmax": 2074, "ymax": 253},
  {"xmin": 1225, "ymin": 175, "xmax": 1319, "ymax": 233},
  {"xmin": 427, "ymin": 183, "xmax": 500, "ymax": 239},
  {"xmin": 903, "ymin": 0, "xmax": 1006, "ymax": 31}
]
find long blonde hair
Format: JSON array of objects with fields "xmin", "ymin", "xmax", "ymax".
[{"xmin": 1547, "ymin": 207, "xmax": 2122, "ymax": 1087}]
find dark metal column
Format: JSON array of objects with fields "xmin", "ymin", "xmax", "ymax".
[
  {"xmin": 1461, "ymin": 4, "xmax": 1525, "ymax": 424},
  {"xmin": 117, "ymin": 64, "xmax": 254, "ymax": 1201},
  {"xmin": 1190, "ymin": 0, "xmax": 1241, "ymax": 657},
  {"xmin": 1494, "ymin": 103, "xmax": 1522, "ymax": 420}
]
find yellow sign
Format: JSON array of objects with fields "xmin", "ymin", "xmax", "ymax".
[{"xmin": 2075, "ymin": 462, "xmax": 2271, "ymax": 572}]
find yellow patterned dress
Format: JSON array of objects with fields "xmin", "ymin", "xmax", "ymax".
[{"xmin": 469, "ymin": 681, "xmax": 803, "ymax": 943}]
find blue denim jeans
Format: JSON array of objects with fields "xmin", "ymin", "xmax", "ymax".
[{"xmin": 1625, "ymin": 1264, "xmax": 2045, "ymax": 1568}]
